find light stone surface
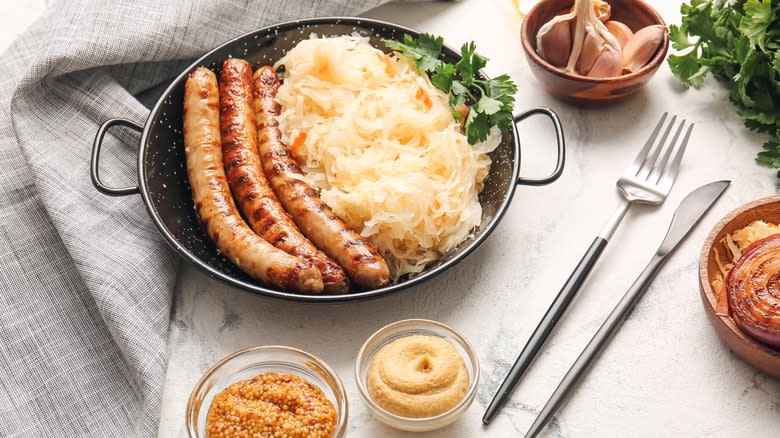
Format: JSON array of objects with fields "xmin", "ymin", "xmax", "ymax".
[{"xmin": 3, "ymin": 1, "xmax": 779, "ymax": 437}]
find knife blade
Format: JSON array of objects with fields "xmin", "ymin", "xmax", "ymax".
[
  {"xmin": 523, "ymin": 180, "xmax": 730, "ymax": 438},
  {"xmin": 656, "ymin": 180, "xmax": 730, "ymax": 257}
]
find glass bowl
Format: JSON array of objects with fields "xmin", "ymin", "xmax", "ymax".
[
  {"xmin": 354, "ymin": 319, "xmax": 479, "ymax": 432},
  {"xmin": 186, "ymin": 345, "xmax": 348, "ymax": 437}
]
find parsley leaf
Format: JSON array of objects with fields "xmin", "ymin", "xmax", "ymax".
[
  {"xmin": 465, "ymin": 109, "xmax": 491, "ymax": 145},
  {"xmin": 430, "ymin": 62, "xmax": 455, "ymax": 92},
  {"xmin": 490, "ymin": 110, "xmax": 514, "ymax": 132},
  {"xmin": 384, "ymin": 34, "xmax": 516, "ymax": 144},
  {"xmin": 383, "ymin": 33, "xmax": 443, "ymax": 72},
  {"xmin": 668, "ymin": 53, "xmax": 709, "ymax": 88},
  {"xmin": 739, "ymin": 0, "xmax": 773, "ymax": 51},
  {"xmin": 476, "ymin": 96, "xmax": 502, "ymax": 115},
  {"xmin": 450, "ymin": 80, "xmax": 468, "ymax": 96},
  {"xmin": 455, "ymin": 42, "xmax": 487, "ymax": 86},
  {"xmin": 485, "ymin": 74, "xmax": 518, "ymax": 110},
  {"xmin": 669, "ymin": 24, "xmax": 694, "ymax": 50}
]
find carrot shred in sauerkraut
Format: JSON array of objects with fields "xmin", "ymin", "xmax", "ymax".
[
  {"xmin": 275, "ymin": 35, "xmax": 501, "ymax": 279},
  {"xmin": 291, "ymin": 131, "xmax": 307, "ymax": 157}
]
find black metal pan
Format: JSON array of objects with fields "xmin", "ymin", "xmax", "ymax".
[{"xmin": 90, "ymin": 17, "xmax": 565, "ymax": 302}]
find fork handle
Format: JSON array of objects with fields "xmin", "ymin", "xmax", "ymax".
[
  {"xmin": 482, "ymin": 200, "xmax": 631, "ymax": 424},
  {"xmin": 483, "ymin": 236, "xmax": 608, "ymax": 423}
]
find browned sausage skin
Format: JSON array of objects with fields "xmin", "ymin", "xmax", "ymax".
[
  {"xmin": 183, "ymin": 67, "xmax": 323, "ymax": 293},
  {"xmin": 219, "ymin": 59, "xmax": 348, "ymax": 294},
  {"xmin": 252, "ymin": 66, "xmax": 391, "ymax": 290}
]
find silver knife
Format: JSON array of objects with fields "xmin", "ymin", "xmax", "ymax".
[{"xmin": 525, "ymin": 180, "xmax": 730, "ymax": 438}]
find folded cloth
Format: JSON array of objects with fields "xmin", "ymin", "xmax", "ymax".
[{"xmin": 0, "ymin": 1, "xmax": 391, "ymax": 436}]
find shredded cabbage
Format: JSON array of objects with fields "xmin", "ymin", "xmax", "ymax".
[{"xmin": 275, "ymin": 35, "xmax": 500, "ymax": 279}]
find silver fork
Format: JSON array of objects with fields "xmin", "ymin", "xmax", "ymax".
[
  {"xmin": 483, "ymin": 113, "xmax": 693, "ymax": 424},
  {"xmin": 601, "ymin": 112, "xmax": 693, "ymax": 242}
]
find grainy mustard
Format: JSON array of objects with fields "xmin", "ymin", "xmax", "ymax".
[{"xmin": 206, "ymin": 372, "xmax": 336, "ymax": 438}]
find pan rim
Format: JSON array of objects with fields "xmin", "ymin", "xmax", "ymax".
[{"xmin": 137, "ymin": 16, "xmax": 521, "ymax": 303}]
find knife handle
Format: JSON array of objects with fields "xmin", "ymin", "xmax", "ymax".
[{"xmin": 524, "ymin": 254, "xmax": 666, "ymax": 438}]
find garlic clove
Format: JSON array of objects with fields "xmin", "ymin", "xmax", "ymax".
[
  {"xmin": 537, "ymin": 17, "xmax": 573, "ymax": 67},
  {"xmin": 605, "ymin": 20, "xmax": 633, "ymax": 49},
  {"xmin": 587, "ymin": 45, "xmax": 622, "ymax": 78},
  {"xmin": 622, "ymin": 24, "xmax": 666, "ymax": 73},
  {"xmin": 575, "ymin": 29, "xmax": 602, "ymax": 75}
]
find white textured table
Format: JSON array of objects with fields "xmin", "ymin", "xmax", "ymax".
[{"xmin": 3, "ymin": 1, "xmax": 779, "ymax": 437}]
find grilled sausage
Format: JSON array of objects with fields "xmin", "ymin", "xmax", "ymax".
[
  {"xmin": 252, "ymin": 66, "xmax": 390, "ymax": 290},
  {"xmin": 219, "ymin": 59, "xmax": 348, "ymax": 293},
  {"xmin": 183, "ymin": 67, "xmax": 323, "ymax": 293}
]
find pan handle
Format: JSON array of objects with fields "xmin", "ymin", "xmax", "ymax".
[
  {"xmin": 514, "ymin": 107, "xmax": 565, "ymax": 186},
  {"xmin": 91, "ymin": 118, "xmax": 142, "ymax": 196}
]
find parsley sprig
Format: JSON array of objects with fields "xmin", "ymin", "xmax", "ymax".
[
  {"xmin": 383, "ymin": 34, "xmax": 517, "ymax": 144},
  {"xmin": 668, "ymin": 0, "xmax": 780, "ymax": 176}
]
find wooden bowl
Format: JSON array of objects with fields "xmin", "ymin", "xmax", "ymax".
[
  {"xmin": 699, "ymin": 196, "xmax": 780, "ymax": 377},
  {"xmin": 521, "ymin": 0, "xmax": 669, "ymax": 104}
]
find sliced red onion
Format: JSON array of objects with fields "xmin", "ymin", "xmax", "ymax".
[{"xmin": 727, "ymin": 233, "xmax": 780, "ymax": 349}]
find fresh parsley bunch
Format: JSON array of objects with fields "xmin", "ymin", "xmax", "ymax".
[
  {"xmin": 383, "ymin": 34, "xmax": 517, "ymax": 145},
  {"xmin": 668, "ymin": 0, "xmax": 780, "ymax": 175}
]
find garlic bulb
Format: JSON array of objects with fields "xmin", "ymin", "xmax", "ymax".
[{"xmin": 535, "ymin": 0, "xmax": 665, "ymax": 78}]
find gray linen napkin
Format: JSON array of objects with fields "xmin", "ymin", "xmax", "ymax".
[{"xmin": 0, "ymin": 1, "xmax": 393, "ymax": 436}]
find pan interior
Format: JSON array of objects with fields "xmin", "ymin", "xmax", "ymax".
[{"xmin": 141, "ymin": 18, "xmax": 518, "ymax": 300}]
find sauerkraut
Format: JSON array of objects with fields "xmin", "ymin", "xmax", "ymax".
[{"xmin": 275, "ymin": 35, "xmax": 501, "ymax": 279}]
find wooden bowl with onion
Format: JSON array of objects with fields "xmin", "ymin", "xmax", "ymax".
[
  {"xmin": 699, "ymin": 195, "xmax": 780, "ymax": 377},
  {"xmin": 521, "ymin": 0, "xmax": 669, "ymax": 104}
]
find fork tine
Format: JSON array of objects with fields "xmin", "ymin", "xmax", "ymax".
[
  {"xmin": 648, "ymin": 119, "xmax": 686, "ymax": 183},
  {"xmin": 625, "ymin": 112, "xmax": 668, "ymax": 176},
  {"xmin": 637, "ymin": 114, "xmax": 676, "ymax": 179},
  {"xmin": 659, "ymin": 123, "xmax": 694, "ymax": 191}
]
